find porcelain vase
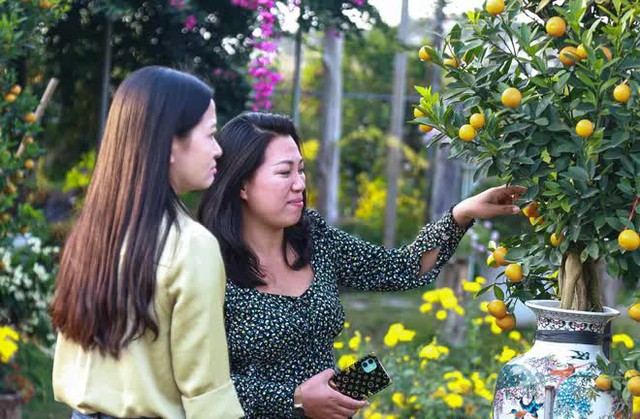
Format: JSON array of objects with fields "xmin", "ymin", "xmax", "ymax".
[{"xmin": 492, "ymin": 300, "xmax": 629, "ymax": 419}]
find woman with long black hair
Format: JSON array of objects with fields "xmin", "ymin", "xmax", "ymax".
[{"xmin": 51, "ymin": 66, "xmax": 244, "ymax": 419}]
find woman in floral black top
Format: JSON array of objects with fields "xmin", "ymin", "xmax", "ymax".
[{"xmin": 198, "ymin": 113, "xmax": 525, "ymax": 419}]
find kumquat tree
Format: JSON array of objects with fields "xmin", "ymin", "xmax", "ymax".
[
  {"xmin": 414, "ymin": 0, "xmax": 640, "ymax": 315},
  {"xmin": 413, "ymin": 1, "xmax": 640, "ymax": 413}
]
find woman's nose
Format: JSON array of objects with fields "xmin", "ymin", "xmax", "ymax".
[{"xmin": 292, "ymin": 172, "xmax": 305, "ymax": 191}]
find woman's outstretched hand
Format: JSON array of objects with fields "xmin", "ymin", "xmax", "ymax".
[{"xmin": 452, "ymin": 185, "xmax": 527, "ymax": 227}]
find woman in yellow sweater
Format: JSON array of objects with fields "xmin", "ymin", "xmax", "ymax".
[{"xmin": 50, "ymin": 66, "xmax": 244, "ymax": 419}]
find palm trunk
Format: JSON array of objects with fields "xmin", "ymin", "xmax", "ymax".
[{"xmin": 558, "ymin": 250, "xmax": 602, "ymax": 312}]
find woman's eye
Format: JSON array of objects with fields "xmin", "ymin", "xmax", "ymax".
[{"xmin": 279, "ymin": 171, "xmax": 291, "ymax": 175}]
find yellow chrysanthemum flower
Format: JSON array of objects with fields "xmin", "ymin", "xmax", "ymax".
[
  {"xmin": 447, "ymin": 378, "xmax": 473, "ymax": 394},
  {"xmin": 420, "ymin": 345, "xmax": 440, "ymax": 359},
  {"xmin": 441, "ymin": 295, "xmax": 459, "ymax": 309},
  {"xmin": 508, "ymin": 331, "xmax": 522, "ymax": 341},
  {"xmin": 392, "ymin": 392, "xmax": 405, "ymax": 408},
  {"xmin": 420, "ymin": 302, "xmax": 433, "ymax": 313},
  {"xmin": 301, "ymin": 139, "xmax": 320, "ymax": 161},
  {"xmin": 474, "ymin": 276, "xmax": 487, "ymax": 284},
  {"xmin": 422, "ymin": 290, "xmax": 439, "ymax": 303},
  {"xmin": 0, "ymin": 326, "xmax": 20, "ymax": 364},
  {"xmin": 479, "ymin": 301, "xmax": 490, "ymax": 312},
  {"xmin": 476, "ymin": 387, "xmax": 493, "ymax": 401},
  {"xmin": 462, "ymin": 280, "xmax": 481, "ymax": 293},
  {"xmin": 349, "ymin": 331, "xmax": 361, "ymax": 350},
  {"xmin": 338, "ymin": 354, "xmax": 358, "ymax": 370},
  {"xmin": 436, "ymin": 310, "xmax": 448, "ymax": 320},
  {"xmin": 439, "ymin": 287, "xmax": 455, "ymax": 296},
  {"xmin": 333, "ymin": 341, "xmax": 344, "ymax": 349},
  {"xmin": 384, "ymin": 323, "xmax": 416, "ymax": 347},
  {"xmin": 612, "ymin": 333, "xmax": 635, "ymax": 349},
  {"xmin": 496, "ymin": 346, "xmax": 518, "ymax": 363},
  {"xmin": 431, "ymin": 386, "xmax": 447, "ymax": 398},
  {"xmin": 444, "ymin": 371, "xmax": 464, "ymax": 380},
  {"xmin": 443, "ymin": 393, "xmax": 464, "ymax": 409}
]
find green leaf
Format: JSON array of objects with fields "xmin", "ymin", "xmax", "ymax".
[
  {"xmin": 475, "ymin": 284, "xmax": 494, "ymax": 298},
  {"xmin": 494, "ymin": 285, "xmax": 505, "ymax": 300},
  {"xmin": 503, "ymin": 122, "xmax": 531, "ymax": 134},
  {"xmin": 548, "ymin": 122, "xmax": 568, "ymax": 132},
  {"xmin": 554, "ymin": 72, "xmax": 571, "ymax": 94},
  {"xmin": 574, "ymin": 70, "xmax": 596, "ymax": 90},
  {"xmin": 505, "ymin": 247, "xmax": 528, "ymax": 261},
  {"xmin": 606, "ymin": 217, "xmax": 626, "ymax": 230},
  {"xmin": 517, "ymin": 156, "xmax": 535, "ymax": 165},
  {"xmin": 535, "ymin": 95, "xmax": 553, "ymax": 117},
  {"xmin": 534, "ymin": 117, "xmax": 549, "ymax": 126},
  {"xmin": 535, "ymin": 0, "xmax": 553, "ymax": 12},
  {"xmin": 566, "ymin": 166, "xmax": 590, "ymax": 182}
]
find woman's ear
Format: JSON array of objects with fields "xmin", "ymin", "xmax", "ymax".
[
  {"xmin": 239, "ymin": 184, "xmax": 248, "ymax": 201},
  {"xmin": 170, "ymin": 137, "xmax": 180, "ymax": 164}
]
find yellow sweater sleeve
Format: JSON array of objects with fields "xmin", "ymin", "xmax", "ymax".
[{"xmin": 165, "ymin": 224, "xmax": 244, "ymax": 419}]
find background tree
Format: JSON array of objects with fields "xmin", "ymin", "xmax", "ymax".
[
  {"xmin": 1, "ymin": 0, "xmax": 69, "ymax": 341},
  {"xmin": 42, "ymin": 0, "xmax": 255, "ymax": 179}
]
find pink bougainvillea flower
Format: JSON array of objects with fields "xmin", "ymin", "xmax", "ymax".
[{"xmin": 184, "ymin": 15, "xmax": 197, "ymax": 30}]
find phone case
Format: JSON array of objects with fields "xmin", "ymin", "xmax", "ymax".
[{"xmin": 332, "ymin": 353, "xmax": 392, "ymax": 400}]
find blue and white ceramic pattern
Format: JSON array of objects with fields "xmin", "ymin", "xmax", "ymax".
[{"xmin": 492, "ymin": 300, "xmax": 628, "ymax": 419}]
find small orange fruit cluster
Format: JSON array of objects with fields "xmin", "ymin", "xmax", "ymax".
[{"xmin": 488, "ymin": 300, "xmax": 516, "ymax": 331}]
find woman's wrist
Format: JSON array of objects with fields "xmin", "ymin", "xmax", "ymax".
[{"xmin": 452, "ymin": 201, "xmax": 474, "ymax": 228}]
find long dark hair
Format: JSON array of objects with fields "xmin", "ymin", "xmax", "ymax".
[
  {"xmin": 50, "ymin": 66, "xmax": 213, "ymax": 358},
  {"xmin": 198, "ymin": 112, "xmax": 312, "ymax": 288}
]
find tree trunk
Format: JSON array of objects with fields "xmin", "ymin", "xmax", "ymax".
[
  {"xmin": 291, "ymin": 6, "xmax": 303, "ymax": 127},
  {"xmin": 383, "ymin": 0, "xmax": 409, "ymax": 248},
  {"xmin": 0, "ymin": 393, "xmax": 21, "ymax": 419},
  {"xmin": 558, "ymin": 251, "xmax": 602, "ymax": 312},
  {"xmin": 427, "ymin": 0, "xmax": 462, "ymax": 223},
  {"xmin": 317, "ymin": 28, "xmax": 344, "ymax": 225}
]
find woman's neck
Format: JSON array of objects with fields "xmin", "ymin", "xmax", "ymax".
[{"xmin": 242, "ymin": 217, "xmax": 285, "ymax": 260}]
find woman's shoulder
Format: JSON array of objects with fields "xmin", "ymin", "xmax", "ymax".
[
  {"xmin": 176, "ymin": 211, "xmax": 219, "ymax": 244},
  {"xmin": 160, "ymin": 211, "xmax": 221, "ymax": 267},
  {"xmin": 304, "ymin": 208, "xmax": 327, "ymax": 232}
]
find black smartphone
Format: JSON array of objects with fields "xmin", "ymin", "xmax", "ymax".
[{"xmin": 331, "ymin": 353, "xmax": 392, "ymax": 400}]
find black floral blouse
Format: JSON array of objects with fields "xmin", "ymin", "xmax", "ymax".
[{"xmin": 224, "ymin": 209, "xmax": 471, "ymax": 418}]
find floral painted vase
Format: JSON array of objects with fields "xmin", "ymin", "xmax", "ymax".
[{"xmin": 492, "ymin": 300, "xmax": 629, "ymax": 419}]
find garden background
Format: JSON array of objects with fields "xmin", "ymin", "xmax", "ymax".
[{"xmin": 1, "ymin": 0, "xmax": 638, "ymax": 418}]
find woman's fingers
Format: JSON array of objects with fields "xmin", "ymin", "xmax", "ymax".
[{"xmin": 331, "ymin": 390, "xmax": 368, "ymax": 410}]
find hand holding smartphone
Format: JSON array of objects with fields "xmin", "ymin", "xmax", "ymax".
[{"xmin": 330, "ymin": 353, "xmax": 392, "ymax": 400}]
